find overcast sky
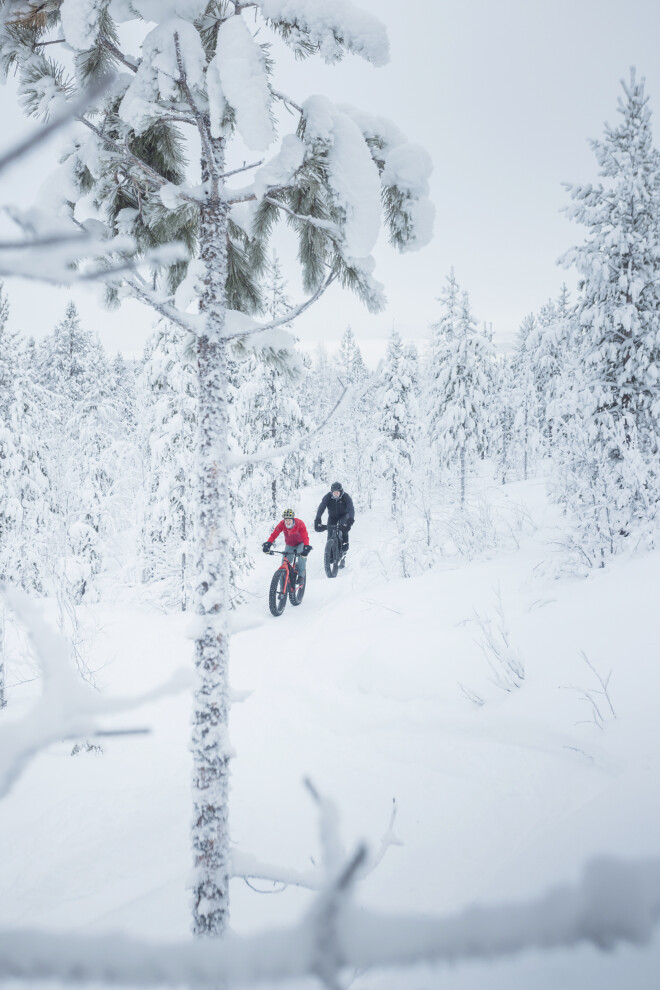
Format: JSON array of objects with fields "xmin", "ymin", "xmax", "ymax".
[{"xmin": 3, "ymin": 0, "xmax": 660, "ymax": 362}]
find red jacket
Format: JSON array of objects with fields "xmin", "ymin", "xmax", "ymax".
[{"xmin": 268, "ymin": 518, "xmax": 309, "ymax": 547}]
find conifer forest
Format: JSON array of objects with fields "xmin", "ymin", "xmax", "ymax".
[{"xmin": 0, "ymin": 3, "xmax": 659, "ymax": 989}]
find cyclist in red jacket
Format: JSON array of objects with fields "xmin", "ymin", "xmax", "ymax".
[{"xmin": 263, "ymin": 509, "xmax": 312, "ymax": 580}]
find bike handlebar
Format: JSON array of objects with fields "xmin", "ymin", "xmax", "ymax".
[{"xmin": 266, "ymin": 547, "xmax": 312, "ymax": 556}]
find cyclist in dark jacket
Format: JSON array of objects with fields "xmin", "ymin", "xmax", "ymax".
[{"xmin": 314, "ymin": 482, "xmax": 355, "ymax": 568}]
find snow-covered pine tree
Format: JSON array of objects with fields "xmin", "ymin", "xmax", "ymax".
[
  {"xmin": 104, "ymin": 352, "xmax": 142, "ymax": 557},
  {"xmin": 560, "ymin": 70, "xmax": 660, "ymax": 551},
  {"xmin": 375, "ymin": 328, "xmax": 419, "ymax": 517},
  {"xmin": 0, "ymin": 0, "xmax": 432, "ymax": 935},
  {"xmin": 525, "ymin": 285, "xmax": 575, "ymax": 446},
  {"xmin": 0, "ymin": 282, "xmax": 50, "ymax": 593},
  {"xmin": 329, "ymin": 325, "xmax": 372, "ymax": 496},
  {"xmin": 427, "ymin": 267, "xmax": 460, "ymax": 461},
  {"xmin": 36, "ymin": 302, "xmax": 112, "ymax": 601},
  {"xmin": 0, "ymin": 0, "xmax": 431, "ymax": 934},
  {"xmin": 139, "ymin": 321, "xmax": 196, "ymax": 610},
  {"xmin": 259, "ymin": 250, "xmax": 310, "ymax": 515},
  {"xmin": 336, "ymin": 325, "xmax": 366, "ymax": 385},
  {"xmin": 306, "ymin": 343, "xmax": 341, "ymax": 482},
  {"xmin": 428, "ymin": 286, "xmax": 494, "ymax": 504},
  {"xmin": 511, "ymin": 314, "xmax": 542, "ymax": 481}
]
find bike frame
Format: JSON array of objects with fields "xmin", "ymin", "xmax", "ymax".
[{"xmin": 269, "ymin": 549, "xmax": 299, "ymax": 590}]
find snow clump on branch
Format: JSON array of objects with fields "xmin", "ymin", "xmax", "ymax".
[
  {"xmin": 211, "ymin": 16, "xmax": 275, "ymax": 150},
  {"xmin": 303, "ymin": 95, "xmax": 382, "ymax": 260},
  {"xmin": 341, "ymin": 105, "xmax": 435, "ymax": 251},
  {"xmin": 119, "ymin": 19, "xmax": 206, "ymax": 133},
  {"xmin": 60, "ymin": 0, "xmax": 101, "ymax": 51},
  {"xmin": 258, "ymin": 0, "xmax": 390, "ymax": 66}
]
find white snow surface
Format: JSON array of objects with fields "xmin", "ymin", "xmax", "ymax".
[
  {"xmin": 1, "ymin": 479, "xmax": 660, "ymax": 988},
  {"xmin": 60, "ymin": 0, "xmax": 100, "ymax": 51},
  {"xmin": 212, "ymin": 16, "xmax": 275, "ymax": 151},
  {"xmin": 303, "ymin": 96, "xmax": 382, "ymax": 259},
  {"xmin": 258, "ymin": 0, "xmax": 390, "ymax": 66}
]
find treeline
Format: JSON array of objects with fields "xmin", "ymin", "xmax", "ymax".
[{"xmin": 2, "ymin": 72, "xmax": 660, "ymax": 606}]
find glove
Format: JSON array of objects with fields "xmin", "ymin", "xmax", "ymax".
[
  {"xmin": 345, "ymin": 520, "xmax": 353, "ymax": 531},
  {"xmin": 262, "ymin": 541, "xmax": 273, "ymax": 554},
  {"xmin": 314, "ymin": 520, "xmax": 326, "ymax": 532},
  {"xmin": 301, "ymin": 545, "xmax": 312, "ymax": 556}
]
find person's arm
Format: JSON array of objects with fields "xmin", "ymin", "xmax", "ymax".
[
  {"xmin": 314, "ymin": 494, "xmax": 328, "ymax": 529},
  {"xmin": 299, "ymin": 520, "xmax": 310, "ymax": 545},
  {"xmin": 345, "ymin": 494, "xmax": 355, "ymax": 521},
  {"xmin": 267, "ymin": 520, "xmax": 284, "ymax": 543}
]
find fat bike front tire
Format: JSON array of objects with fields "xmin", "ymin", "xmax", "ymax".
[
  {"xmin": 289, "ymin": 570, "xmax": 306, "ymax": 606},
  {"xmin": 324, "ymin": 538, "xmax": 339, "ymax": 578},
  {"xmin": 269, "ymin": 569, "xmax": 287, "ymax": 616}
]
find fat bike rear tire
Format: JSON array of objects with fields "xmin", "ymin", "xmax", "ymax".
[
  {"xmin": 324, "ymin": 538, "xmax": 339, "ymax": 578},
  {"xmin": 289, "ymin": 571, "xmax": 306, "ymax": 606},
  {"xmin": 269, "ymin": 569, "xmax": 287, "ymax": 616}
]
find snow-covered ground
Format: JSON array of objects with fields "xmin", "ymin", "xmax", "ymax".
[{"xmin": 1, "ymin": 477, "xmax": 659, "ymax": 988}]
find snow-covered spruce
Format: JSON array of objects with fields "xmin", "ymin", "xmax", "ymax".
[
  {"xmin": 559, "ymin": 70, "xmax": 660, "ymax": 560},
  {"xmin": 427, "ymin": 277, "xmax": 495, "ymax": 505}
]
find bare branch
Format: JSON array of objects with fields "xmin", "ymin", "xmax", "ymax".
[{"xmin": 222, "ymin": 159, "xmax": 264, "ymax": 179}]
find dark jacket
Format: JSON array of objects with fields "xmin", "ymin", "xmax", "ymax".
[{"xmin": 315, "ymin": 491, "xmax": 355, "ymax": 526}]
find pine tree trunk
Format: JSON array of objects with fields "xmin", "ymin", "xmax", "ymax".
[{"xmin": 191, "ymin": 140, "xmax": 231, "ymax": 937}]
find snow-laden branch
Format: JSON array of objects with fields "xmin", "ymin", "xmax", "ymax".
[
  {"xmin": 263, "ymin": 196, "xmax": 340, "ymax": 236},
  {"xmin": 0, "ymin": 586, "xmax": 191, "ymax": 799},
  {"xmin": 123, "ymin": 269, "xmax": 335, "ymax": 347},
  {"xmin": 271, "ymin": 88, "xmax": 303, "ymax": 115},
  {"xmin": 233, "ymin": 793, "xmax": 402, "ymax": 890},
  {"xmin": 227, "ymin": 383, "xmax": 353, "ymax": 468},
  {"xmin": 121, "ymin": 274, "xmax": 203, "ymax": 336},
  {"xmin": 173, "ymin": 31, "xmax": 218, "ymax": 188},
  {"xmin": 76, "ymin": 117, "xmax": 180, "ymax": 195},
  {"xmin": 1, "ymin": 855, "xmax": 659, "ymax": 985},
  {"xmin": 222, "ymin": 271, "xmax": 337, "ymax": 341}
]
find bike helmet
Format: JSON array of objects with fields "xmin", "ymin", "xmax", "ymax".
[
  {"xmin": 282, "ymin": 508, "xmax": 295, "ymax": 519},
  {"xmin": 330, "ymin": 482, "xmax": 343, "ymax": 495}
]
